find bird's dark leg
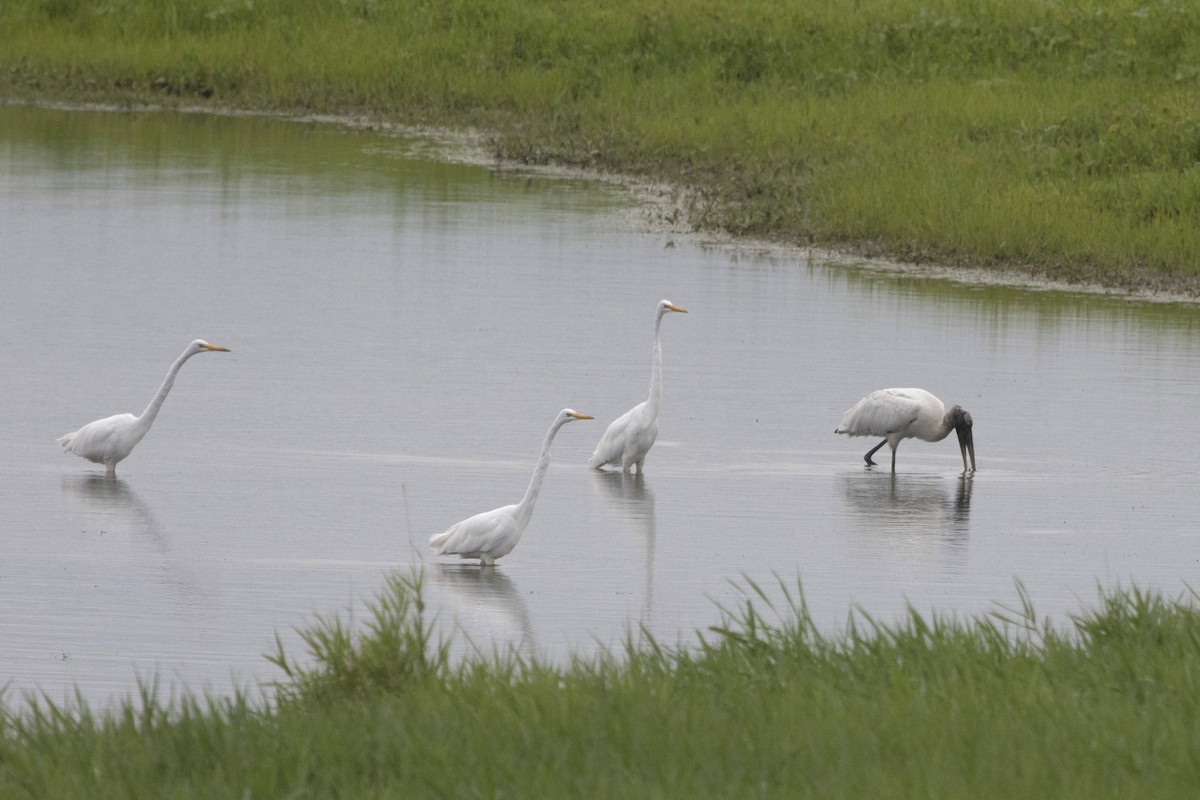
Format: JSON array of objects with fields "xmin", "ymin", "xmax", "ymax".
[
  {"xmin": 864, "ymin": 439, "xmax": 887, "ymax": 466},
  {"xmin": 891, "ymin": 447, "xmax": 897, "ymax": 473}
]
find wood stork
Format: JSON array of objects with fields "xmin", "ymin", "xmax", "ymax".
[{"xmin": 836, "ymin": 388, "xmax": 976, "ymax": 473}]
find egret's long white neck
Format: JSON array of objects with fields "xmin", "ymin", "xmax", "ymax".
[
  {"xmin": 646, "ymin": 311, "xmax": 667, "ymax": 417},
  {"xmin": 516, "ymin": 416, "xmax": 570, "ymax": 527},
  {"xmin": 136, "ymin": 346, "xmax": 197, "ymax": 428}
]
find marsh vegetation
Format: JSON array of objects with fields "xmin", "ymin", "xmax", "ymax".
[
  {"xmin": 2, "ymin": 574, "xmax": 1198, "ymax": 798},
  {"xmin": 5, "ymin": 0, "xmax": 1200, "ymax": 290}
]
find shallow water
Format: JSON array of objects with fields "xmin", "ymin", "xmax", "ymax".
[{"xmin": 3, "ymin": 104, "xmax": 1200, "ymax": 708}]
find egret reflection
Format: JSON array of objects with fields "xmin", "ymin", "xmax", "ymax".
[
  {"xmin": 60, "ymin": 474, "xmax": 161, "ymax": 540},
  {"xmin": 592, "ymin": 470, "xmax": 657, "ymax": 626},
  {"xmin": 59, "ymin": 473, "xmax": 206, "ymax": 605},
  {"xmin": 433, "ymin": 563, "xmax": 535, "ymax": 657}
]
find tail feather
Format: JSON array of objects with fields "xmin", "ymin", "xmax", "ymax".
[
  {"xmin": 429, "ymin": 530, "xmax": 450, "ymax": 552},
  {"xmin": 57, "ymin": 432, "xmax": 75, "ymax": 450}
]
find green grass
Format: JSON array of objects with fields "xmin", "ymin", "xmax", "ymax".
[
  {"xmin": 3, "ymin": 572, "xmax": 1200, "ymax": 798},
  {"xmin": 5, "ymin": 0, "xmax": 1200, "ymax": 291}
]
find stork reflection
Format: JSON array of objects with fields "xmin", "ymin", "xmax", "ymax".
[
  {"xmin": 593, "ymin": 470, "xmax": 657, "ymax": 627},
  {"xmin": 840, "ymin": 472, "xmax": 972, "ymax": 557}
]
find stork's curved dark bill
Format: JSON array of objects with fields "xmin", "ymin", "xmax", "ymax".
[{"xmin": 951, "ymin": 406, "xmax": 977, "ymax": 473}]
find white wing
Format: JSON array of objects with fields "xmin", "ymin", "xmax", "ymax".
[
  {"xmin": 430, "ymin": 504, "xmax": 520, "ymax": 559},
  {"xmin": 58, "ymin": 413, "xmax": 140, "ymax": 464},
  {"xmin": 588, "ymin": 402, "xmax": 657, "ymax": 469},
  {"xmin": 837, "ymin": 388, "xmax": 937, "ymax": 438}
]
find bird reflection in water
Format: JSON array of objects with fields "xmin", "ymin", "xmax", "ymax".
[
  {"xmin": 59, "ymin": 473, "xmax": 205, "ymax": 608},
  {"xmin": 433, "ymin": 564, "xmax": 535, "ymax": 658},
  {"xmin": 60, "ymin": 474, "xmax": 162, "ymax": 541},
  {"xmin": 593, "ymin": 470, "xmax": 657, "ymax": 627},
  {"xmin": 840, "ymin": 472, "xmax": 973, "ymax": 556}
]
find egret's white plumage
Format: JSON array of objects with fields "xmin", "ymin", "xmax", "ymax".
[
  {"xmin": 835, "ymin": 388, "xmax": 976, "ymax": 473},
  {"xmin": 57, "ymin": 339, "xmax": 231, "ymax": 477},
  {"xmin": 589, "ymin": 299, "xmax": 687, "ymax": 473},
  {"xmin": 430, "ymin": 409, "xmax": 592, "ymax": 566}
]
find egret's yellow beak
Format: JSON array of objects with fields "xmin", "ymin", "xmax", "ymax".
[
  {"xmin": 202, "ymin": 343, "xmax": 231, "ymax": 352},
  {"xmin": 666, "ymin": 303, "xmax": 688, "ymax": 313},
  {"xmin": 569, "ymin": 412, "xmax": 594, "ymax": 420}
]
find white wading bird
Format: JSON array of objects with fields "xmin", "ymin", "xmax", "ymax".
[
  {"xmin": 589, "ymin": 299, "xmax": 687, "ymax": 473},
  {"xmin": 58, "ymin": 339, "xmax": 231, "ymax": 477},
  {"xmin": 836, "ymin": 388, "xmax": 976, "ymax": 473},
  {"xmin": 430, "ymin": 409, "xmax": 593, "ymax": 566}
]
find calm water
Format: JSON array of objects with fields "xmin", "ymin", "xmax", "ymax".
[{"xmin": 4, "ymin": 104, "xmax": 1200, "ymax": 709}]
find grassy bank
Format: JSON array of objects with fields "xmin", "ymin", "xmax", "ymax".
[
  {"xmin": 5, "ymin": 0, "xmax": 1200, "ymax": 292},
  {"xmin": 1, "ymin": 573, "xmax": 1199, "ymax": 798}
]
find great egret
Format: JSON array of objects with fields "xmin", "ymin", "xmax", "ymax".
[
  {"xmin": 430, "ymin": 409, "xmax": 592, "ymax": 566},
  {"xmin": 836, "ymin": 387, "xmax": 976, "ymax": 473},
  {"xmin": 57, "ymin": 339, "xmax": 231, "ymax": 477},
  {"xmin": 589, "ymin": 299, "xmax": 687, "ymax": 473}
]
